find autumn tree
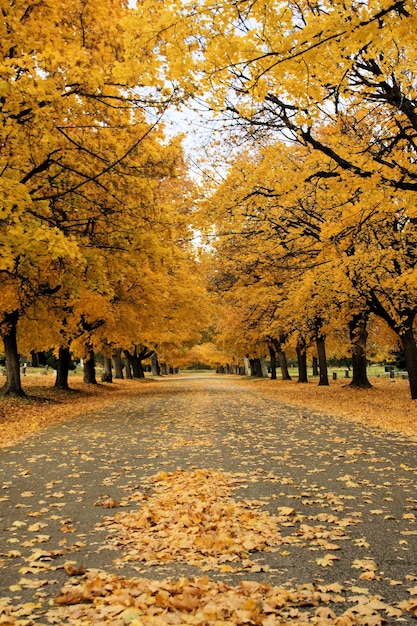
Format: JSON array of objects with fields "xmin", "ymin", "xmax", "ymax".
[
  {"xmin": 0, "ymin": 0, "xmax": 188, "ymax": 395},
  {"xmin": 180, "ymin": 0, "xmax": 417, "ymax": 396},
  {"xmin": 199, "ymin": 141, "xmax": 376, "ymax": 386},
  {"xmin": 16, "ymin": 133, "xmax": 210, "ymax": 388}
]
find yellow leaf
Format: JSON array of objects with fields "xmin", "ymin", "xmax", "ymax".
[
  {"xmin": 316, "ymin": 554, "xmax": 339, "ymax": 567},
  {"xmin": 120, "ymin": 608, "xmax": 144, "ymax": 624}
]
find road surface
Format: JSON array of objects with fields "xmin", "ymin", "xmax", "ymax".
[{"xmin": 1, "ymin": 374, "xmax": 417, "ymax": 623}]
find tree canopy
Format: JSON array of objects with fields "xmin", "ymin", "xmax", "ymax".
[
  {"xmin": 0, "ymin": 0, "xmax": 208, "ymax": 395},
  {"xmin": 2, "ymin": 0, "xmax": 417, "ymax": 399}
]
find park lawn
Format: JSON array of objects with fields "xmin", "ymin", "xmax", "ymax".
[{"xmin": 0, "ymin": 370, "xmax": 416, "ymax": 448}]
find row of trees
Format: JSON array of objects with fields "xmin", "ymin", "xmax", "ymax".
[
  {"xmin": 178, "ymin": 0, "xmax": 417, "ymax": 399},
  {"xmin": 3, "ymin": 0, "xmax": 417, "ymax": 400},
  {"xmin": 0, "ymin": 0, "xmax": 209, "ymax": 396},
  {"xmin": 198, "ymin": 141, "xmax": 402, "ymax": 387}
]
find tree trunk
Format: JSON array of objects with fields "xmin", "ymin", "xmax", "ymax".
[
  {"xmin": 312, "ymin": 355, "xmax": 319, "ymax": 377},
  {"xmin": 243, "ymin": 357, "xmax": 250, "ymax": 376},
  {"xmin": 55, "ymin": 346, "xmax": 71, "ymax": 390},
  {"xmin": 260, "ymin": 357, "xmax": 268, "ymax": 377},
  {"xmin": 315, "ymin": 334, "xmax": 329, "ymax": 386},
  {"xmin": 368, "ymin": 293, "xmax": 417, "ymax": 399},
  {"xmin": 296, "ymin": 338, "xmax": 308, "ymax": 383},
  {"xmin": 131, "ymin": 348, "xmax": 145, "ymax": 378},
  {"xmin": 279, "ymin": 353, "xmax": 291, "ymax": 379},
  {"xmin": 150, "ymin": 353, "xmax": 161, "ymax": 376},
  {"xmin": 83, "ymin": 347, "xmax": 97, "ymax": 384},
  {"xmin": 136, "ymin": 345, "xmax": 153, "ymax": 378},
  {"xmin": 101, "ymin": 356, "xmax": 113, "ymax": 382},
  {"xmin": 249, "ymin": 358, "xmax": 254, "ymax": 375},
  {"xmin": 123, "ymin": 350, "xmax": 133, "ymax": 379},
  {"xmin": 269, "ymin": 345, "xmax": 277, "ymax": 380},
  {"xmin": 271, "ymin": 336, "xmax": 291, "ymax": 380},
  {"xmin": 136, "ymin": 357, "xmax": 145, "ymax": 378},
  {"xmin": 401, "ymin": 327, "xmax": 417, "ymax": 400},
  {"xmin": 256, "ymin": 358, "xmax": 264, "ymax": 377},
  {"xmin": 349, "ymin": 313, "xmax": 372, "ymax": 389},
  {"xmin": 112, "ymin": 348, "xmax": 124, "ymax": 379},
  {"xmin": 30, "ymin": 350, "xmax": 46, "ymax": 367},
  {"xmin": 1, "ymin": 310, "xmax": 25, "ymax": 397},
  {"xmin": 249, "ymin": 358, "xmax": 263, "ymax": 377}
]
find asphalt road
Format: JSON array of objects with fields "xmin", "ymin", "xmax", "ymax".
[{"xmin": 1, "ymin": 374, "xmax": 417, "ymax": 623}]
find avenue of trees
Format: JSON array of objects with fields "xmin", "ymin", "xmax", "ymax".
[
  {"xmin": 185, "ymin": 0, "xmax": 417, "ymax": 399},
  {"xmin": 0, "ymin": 0, "xmax": 209, "ymax": 396},
  {"xmin": 2, "ymin": 0, "xmax": 417, "ymax": 400}
]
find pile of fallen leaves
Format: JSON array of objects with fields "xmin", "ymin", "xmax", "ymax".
[
  {"xmin": 104, "ymin": 469, "xmax": 281, "ymax": 573},
  {"xmin": 102, "ymin": 469, "xmax": 359, "ymax": 576},
  {"xmin": 26, "ymin": 570, "xmax": 410, "ymax": 625}
]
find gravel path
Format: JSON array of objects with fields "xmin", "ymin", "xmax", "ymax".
[{"xmin": 1, "ymin": 373, "xmax": 417, "ymax": 623}]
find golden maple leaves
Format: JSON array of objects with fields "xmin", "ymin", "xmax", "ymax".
[
  {"xmin": 107, "ymin": 469, "xmax": 282, "ymax": 572},
  {"xmin": 0, "ymin": 0, "xmax": 210, "ymax": 382},
  {"xmin": 45, "ymin": 569, "xmax": 405, "ymax": 625},
  {"xmin": 177, "ymin": 0, "xmax": 417, "ymax": 396},
  {"xmin": 2, "ymin": 466, "xmax": 413, "ymax": 625}
]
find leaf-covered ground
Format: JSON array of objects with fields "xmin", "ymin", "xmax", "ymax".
[
  {"xmin": 0, "ymin": 374, "xmax": 153, "ymax": 449},
  {"xmin": 236, "ymin": 377, "xmax": 417, "ymax": 441},
  {"xmin": 1, "ymin": 373, "xmax": 417, "ymax": 625},
  {"xmin": 0, "ymin": 372, "xmax": 416, "ymax": 450}
]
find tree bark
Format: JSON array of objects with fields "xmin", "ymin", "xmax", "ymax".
[
  {"xmin": 296, "ymin": 338, "xmax": 308, "ymax": 383},
  {"xmin": 271, "ymin": 336, "xmax": 292, "ymax": 380},
  {"xmin": 150, "ymin": 353, "xmax": 161, "ymax": 376},
  {"xmin": 101, "ymin": 356, "xmax": 113, "ymax": 382},
  {"xmin": 1, "ymin": 310, "xmax": 25, "ymax": 397},
  {"xmin": 131, "ymin": 348, "xmax": 145, "ymax": 378},
  {"xmin": 312, "ymin": 355, "xmax": 319, "ymax": 377},
  {"xmin": 268, "ymin": 345, "xmax": 277, "ymax": 379},
  {"xmin": 112, "ymin": 348, "xmax": 124, "ymax": 379},
  {"xmin": 250, "ymin": 357, "xmax": 264, "ymax": 377},
  {"xmin": 123, "ymin": 350, "xmax": 133, "ymax": 379},
  {"xmin": 135, "ymin": 346, "xmax": 154, "ymax": 378},
  {"xmin": 348, "ymin": 313, "xmax": 372, "ymax": 389},
  {"xmin": 315, "ymin": 334, "xmax": 329, "ymax": 386},
  {"xmin": 135, "ymin": 357, "xmax": 145, "ymax": 378},
  {"xmin": 83, "ymin": 346, "xmax": 97, "ymax": 384},
  {"xmin": 368, "ymin": 292, "xmax": 417, "ymax": 398},
  {"xmin": 401, "ymin": 327, "xmax": 417, "ymax": 400},
  {"xmin": 243, "ymin": 357, "xmax": 250, "ymax": 376},
  {"xmin": 55, "ymin": 346, "xmax": 71, "ymax": 390},
  {"xmin": 30, "ymin": 350, "xmax": 46, "ymax": 367}
]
